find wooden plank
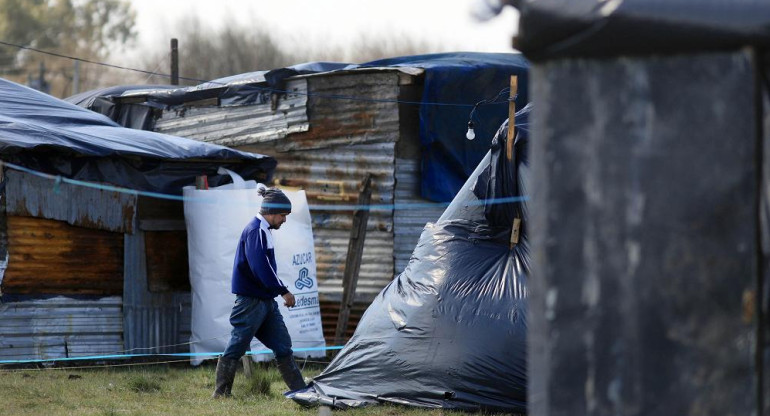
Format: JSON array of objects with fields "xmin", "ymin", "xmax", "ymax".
[
  {"xmin": 507, "ymin": 75, "xmax": 518, "ymax": 160},
  {"xmin": 334, "ymin": 173, "xmax": 373, "ymax": 345},
  {"xmin": 511, "ymin": 217, "xmax": 522, "ymax": 248}
]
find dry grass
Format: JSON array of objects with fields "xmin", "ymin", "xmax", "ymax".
[{"xmin": 0, "ymin": 361, "xmax": 500, "ymax": 416}]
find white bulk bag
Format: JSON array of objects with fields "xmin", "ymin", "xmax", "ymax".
[{"xmin": 183, "ymin": 170, "xmax": 325, "ymax": 365}]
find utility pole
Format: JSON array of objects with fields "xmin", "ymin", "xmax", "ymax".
[{"xmin": 170, "ymin": 38, "xmax": 179, "ymax": 85}]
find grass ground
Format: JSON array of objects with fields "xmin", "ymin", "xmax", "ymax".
[{"xmin": 0, "ymin": 360, "xmax": 507, "ymax": 416}]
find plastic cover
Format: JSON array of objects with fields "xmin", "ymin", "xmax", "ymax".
[
  {"xmin": 289, "ymin": 104, "xmax": 532, "ymax": 413},
  {"xmin": 0, "ymin": 78, "xmax": 275, "ymax": 193},
  {"xmin": 512, "ymin": 0, "xmax": 770, "ymax": 60},
  {"xmin": 183, "ymin": 171, "xmax": 325, "ymax": 365},
  {"xmin": 346, "ymin": 53, "xmax": 529, "ymax": 202}
]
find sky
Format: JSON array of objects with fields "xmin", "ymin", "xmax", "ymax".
[{"xmin": 128, "ymin": 0, "xmax": 520, "ymax": 57}]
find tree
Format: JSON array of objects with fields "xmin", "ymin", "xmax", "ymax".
[
  {"xmin": 0, "ymin": 0, "xmax": 136, "ymax": 96},
  {"xmin": 139, "ymin": 14, "xmax": 448, "ymax": 86},
  {"xmin": 141, "ymin": 15, "xmax": 300, "ymax": 86}
]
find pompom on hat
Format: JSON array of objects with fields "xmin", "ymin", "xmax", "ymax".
[{"xmin": 258, "ymin": 187, "xmax": 292, "ymax": 215}]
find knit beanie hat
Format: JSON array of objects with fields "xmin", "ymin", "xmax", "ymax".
[{"xmin": 259, "ymin": 187, "xmax": 292, "ymax": 215}]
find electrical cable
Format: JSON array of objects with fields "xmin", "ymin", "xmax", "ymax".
[{"xmin": 0, "ymin": 39, "xmax": 512, "ymax": 109}]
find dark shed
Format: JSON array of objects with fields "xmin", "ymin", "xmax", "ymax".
[{"xmin": 506, "ymin": 0, "xmax": 770, "ymax": 414}]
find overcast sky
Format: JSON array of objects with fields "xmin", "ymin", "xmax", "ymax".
[{"xmin": 128, "ymin": 0, "xmax": 520, "ymax": 55}]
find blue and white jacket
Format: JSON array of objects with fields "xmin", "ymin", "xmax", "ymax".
[{"xmin": 231, "ymin": 214, "xmax": 289, "ymax": 299}]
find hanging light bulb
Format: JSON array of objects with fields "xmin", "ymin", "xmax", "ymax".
[{"xmin": 466, "ymin": 121, "xmax": 476, "ymax": 141}]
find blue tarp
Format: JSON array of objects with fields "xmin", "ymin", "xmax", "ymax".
[
  {"xmin": 0, "ymin": 78, "xmax": 276, "ymax": 193},
  {"xmin": 69, "ymin": 53, "xmax": 529, "ymax": 201},
  {"xmin": 347, "ymin": 52, "xmax": 529, "ymax": 201}
]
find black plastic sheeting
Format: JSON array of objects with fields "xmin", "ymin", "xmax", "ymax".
[
  {"xmin": 510, "ymin": 0, "xmax": 770, "ymax": 61},
  {"xmin": 68, "ymin": 53, "xmax": 529, "ymax": 203},
  {"xmin": 0, "ymin": 78, "xmax": 276, "ymax": 193},
  {"xmin": 67, "ymin": 85, "xmax": 177, "ymax": 130},
  {"xmin": 289, "ymin": 104, "xmax": 532, "ymax": 413},
  {"xmin": 65, "ymin": 62, "xmax": 350, "ymax": 111}
]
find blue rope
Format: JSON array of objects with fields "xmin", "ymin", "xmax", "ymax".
[
  {"xmin": 0, "ymin": 345, "xmax": 344, "ymax": 365},
  {"xmin": 3, "ymin": 161, "xmax": 529, "ymax": 211}
]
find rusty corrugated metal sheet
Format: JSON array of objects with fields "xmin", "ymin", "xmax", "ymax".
[
  {"xmin": 123, "ymin": 232, "xmax": 191, "ymax": 354},
  {"xmin": 5, "ymin": 170, "xmax": 137, "ymax": 234},
  {"xmin": 153, "ymin": 78, "xmax": 309, "ymax": 147},
  {"xmin": 0, "ymin": 296, "xmax": 123, "ymax": 361},
  {"xmin": 319, "ymin": 300, "xmax": 369, "ymax": 345},
  {"xmin": 150, "ymin": 70, "xmax": 408, "ymax": 304},
  {"xmin": 3, "ymin": 216, "xmax": 124, "ymax": 295},
  {"xmin": 272, "ymin": 72, "xmax": 401, "ymax": 152},
  {"xmin": 393, "ymin": 158, "xmax": 445, "ymax": 274}
]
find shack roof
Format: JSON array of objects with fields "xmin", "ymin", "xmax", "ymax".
[{"xmin": 0, "ymin": 78, "xmax": 276, "ymax": 193}]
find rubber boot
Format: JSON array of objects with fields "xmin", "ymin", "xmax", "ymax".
[
  {"xmin": 276, "ymin": 355, "xmax": 307, "ymax": 391},
  {"xmin": 212, "ymin": 356, "xmax": 238, "ymax": 398}
]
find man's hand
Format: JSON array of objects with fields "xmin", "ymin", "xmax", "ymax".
[{"xmin": 282, "ymin": 292, "xmax": 296, "ymax": 308}]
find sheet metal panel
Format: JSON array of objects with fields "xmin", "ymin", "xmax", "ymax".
[
  {"xmin": 150, "ymin": 70, "xmax": 408, "ymax": 304},
  {"xmin": 3, "ymin": 216, "xmax": 124, "ymax": 295},
  {"xmin": 123, "ymin": 231, "xmax": 190, "ymax": 354},
  {"xmin": 5, "ymin": 170, "xmax": 137, "ymax": 234},
  {"xmin": 266, "ymin": 142, "xmax": 397, "ymax": 303},
  {"xmin": 313, "ymin": 228, "xmax": 394, "ymax": 301},
  {"xmin": 153, "ymin": 78, "xmax": 309, "ymax": 147},
  {"xmin": 393, "ymin": 158, "xmax": 445, "ymax": 274},
  {"xmin": 0, "ymin": 296, "xmax": 123, "ymax": 361},
  {"xmin": 273, "ymin": 72, "xmax": 401, "ymax": 152}
]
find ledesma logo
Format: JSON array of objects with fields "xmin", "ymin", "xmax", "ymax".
[{"xmin": 295, "ymin": 267, "xmax": 313, "ymax": 290}]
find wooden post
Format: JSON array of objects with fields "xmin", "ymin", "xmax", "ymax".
[
  {"xmin": 507, "ymin": 75, "xmax": 518, "ymax": 161},
  {"xmin": 241, "ymin": 356, "xmax": 255, "ymax": 378},
  {"xmin": 334, "ymin": 174, "xmax": 373, "ymax": 345},
  {"xmin": 508, "ymin": 76, "xmax": 520, "ymax": 249},
  {"xmin": 170, "ymin": 38, "xmax": 179, "ymax": 85}
]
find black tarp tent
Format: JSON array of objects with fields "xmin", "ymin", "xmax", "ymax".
[
  {"xmin": 289, "ymin": 104, "xmax": 532, "ymax": 413},
  {"xmin": 0, "ymin": 78, "xmax": 275, "ymax": 192}
]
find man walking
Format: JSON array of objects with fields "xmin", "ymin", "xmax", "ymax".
[{"xmin": 212, "ymin": 187, "xmax": 307, "ymax": 397}]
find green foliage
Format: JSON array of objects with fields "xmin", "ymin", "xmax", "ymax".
[
  {"xmin": 140, "ymin": 14, "xmax": 447, "ymax": 86},
  {"xmin": 0, "ymin": 0, "xmax": 136, "ymax": 95}
]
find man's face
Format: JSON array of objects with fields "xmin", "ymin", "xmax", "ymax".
[{"xmin": 265, "ymin": 213, "xmax": 289, "ymax": 229}]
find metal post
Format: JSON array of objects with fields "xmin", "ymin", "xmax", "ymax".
[{"xmin": 170, "ymin": 38, "xmax": 179, "ymax": 85}]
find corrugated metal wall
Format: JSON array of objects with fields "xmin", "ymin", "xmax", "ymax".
[
  {"xmin": 154, "ymin": 78, "xmax": 309, "ymax": 147},
  {"xmin": 0, "ymin": 296, "xmax": 123, "ymax": 361},
  {"xmin": 6, "ymin": 170, "xmax": 136, "ymax": 233},
  {"xmin": 154, "ymin": 71, "xmax": 405, "ymax": 303},
  {"xmin": 0, "ymin": 170, "xmax": 133, "ymax": 360},
  {"xmin": 123, "ymin": 231, "xmax": 191, "ymax": 354},
  {"xmin": 393, "ymin": 158, "xmax": 445, "ymax": 274},
  {"xmin": 3, "ymin": 216, "xmax": 124, "ymax": 295}
]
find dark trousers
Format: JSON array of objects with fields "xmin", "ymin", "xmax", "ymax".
[{"xmin": 222, "ymin": 295, "xmax": 293, "ymax": 360}]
